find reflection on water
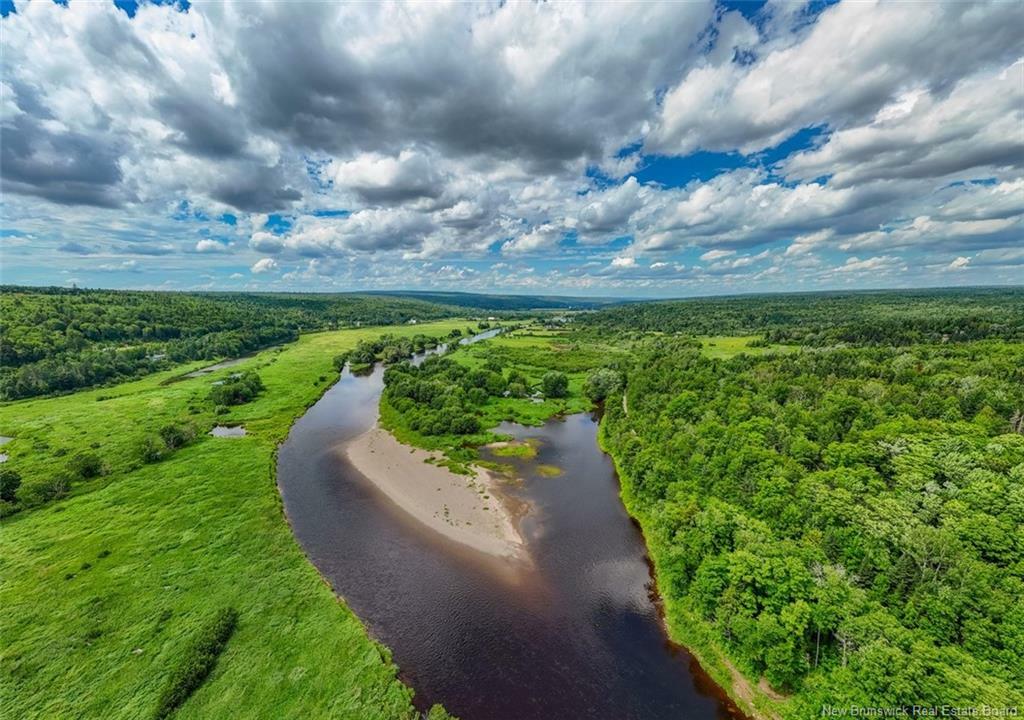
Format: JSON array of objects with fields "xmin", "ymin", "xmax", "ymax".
[{"xmin": 276, "ymin": 336, "xmax": 746, "ymax": 720}]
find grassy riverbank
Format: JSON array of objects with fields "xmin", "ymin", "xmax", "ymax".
[{"xmin": 0, "ymin": 321, "xmax": 465, "ymax": 719}]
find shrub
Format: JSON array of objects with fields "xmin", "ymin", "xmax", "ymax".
[
  {"xmin": 583, "ymin": 368, "xmax": 623, "ymax": 402},
  {"xmin": 0, "ymin": 467, "xmax": 22, "ymax": 503},
  {"xmin": 21, "ymin": 475, "xmax": 70, "ymax": 505},
  {"xmin": 0, "ymin": 499, "xmax": 17, "ymax": 518},
  {"xmin": 541, "ymin": 371, "xmax": 568, "ymax": 398},
  {"xmin": 140, "ymin": 436, "xmax": 167, "ymax": 463},
  {"xmin": 69, "ymin": 452, "xmax": 106, "ymax": 479},
  {"xmin": 159, "ymin": 423, "xmax": 196, "ymax": 450},
  {"xmin": 153, "ymin": 607, "xmax": 238, "ymax": 720},
  {"xmin": 209, "ymin": 371, "xmax": 264, "ymax": 406}
]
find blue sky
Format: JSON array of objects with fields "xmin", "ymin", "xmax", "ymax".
[{"xmin": 1, "ymin": 0, "xmax": 1021, "ymax": 297}]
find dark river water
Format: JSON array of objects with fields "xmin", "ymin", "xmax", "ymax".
[{"xmin": 277, "ymin": 335, "xmax": 745, "ymax": 720}]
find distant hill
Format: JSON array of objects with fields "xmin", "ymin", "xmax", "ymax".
[{"xmin": 363, "ymin": 290, "xmax": 626, "ymax": 311}]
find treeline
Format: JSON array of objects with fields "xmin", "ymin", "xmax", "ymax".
[
  {"xmin": 383, "ymin": 355, "xmax": 567, "ymax": 437},
  {"xmin": 579, "ymin": 288, "xmax": 1024, "ymax": 345},
  {"xmin": 600, "ymin": 337, "xmax": 1024, "ymax": 710},
  {"xmin": 0, "ymin": 287, "xmax": 462, "ymax": 399},
  {"xmin": 335, "ymin": 330, "xmax": 460, "ymax": 370}
]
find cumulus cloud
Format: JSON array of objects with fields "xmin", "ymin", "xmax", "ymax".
[
  {"xmin": 1, "ymin": 0, "xmax": 1022, "ymax": 293},
  {"xmin": 195, "ymin": 238, "xmax": 232, "ymax": 253},
  {"xmin": 648, "ymin": 1, "xmax": 1022, "ymax": 155},
  {"xmin": 332, "ymin": 150, "xmax": 444, "ymax": 205},
  {"xmin": 501, "ymin": 224, "xmax": 564, "ymax": 255},
  {"xmin": 839, "ymin": 214, "xmax": 1022, "ymax": 253},
  {"xmin": 783, "ymin": 61, "xmax": 1024, "ymax": 187},
  {"xmin": 250, "ymin": 257, "xmax": 278, "ymax": 274},
  {"xmin": 576, "ymin": 177, "xmax": 645, "ymax": 238}
]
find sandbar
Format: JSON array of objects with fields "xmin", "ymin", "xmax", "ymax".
[{"xmin": 344, "ymin": 427, "xmax": 525, "ymax": 560}]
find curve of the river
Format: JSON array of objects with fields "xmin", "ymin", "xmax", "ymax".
[{"xmin": 277, "ymin": 333, "xmax": 745, "ymax": 720}]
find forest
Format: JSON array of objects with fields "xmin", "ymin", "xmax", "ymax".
[
  {"xmin": 595, "ymin": 337, "xmax": 1024, "ymax": 711},
  {"xmin": 0, "ymin": 287, "xmax": 464, "ymax": 399},
  {"xmin": 375, "ymin": 291, "xmax": 1024, "ymax": 716},
  {"xmin": 577, "ymin": 287, "xmax": 1024, "ymax": 345}
]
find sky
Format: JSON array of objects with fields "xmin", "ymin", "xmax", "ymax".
[{"xmin": 1, "ymin": 0, "xmax": 1022, "ymax": 298}]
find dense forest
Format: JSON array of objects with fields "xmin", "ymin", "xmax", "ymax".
[
  {"xmin": 578, "ymin": 288, "xmax": 1024, "ymax": 345},
  {"xmin": 374, "ymin": 293, "xmax": 1024, "ymax": 713},
  {"xmin": 0, "ymin": 287, "xmax": 463, "ymax": 399},
  {"xmin": 599, "ymin": 337, "xmax": 1024, "ymax": 711}
]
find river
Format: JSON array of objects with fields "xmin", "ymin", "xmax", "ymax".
[{"xmin": 276, "ymin": 332, "xmax": 745, "ymax": 720}]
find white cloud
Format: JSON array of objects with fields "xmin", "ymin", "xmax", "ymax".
[
  {"xmin": 195, "ymin": 238, "xmax": 232, "ymax": 253},
  {"xmin": 501, "ymin": 224, "xmax": 563, "ymax": 255},
  {"xmin": 835, "ymin": 256, "xmax": 901, "ymax": 274},
  {"xmin": 947, "ymin": 256, "xmax": 970, "ymax": 270},
  {"xmin": 1, "ymin": 0, "xmax": 1021, "ymax": 295},
  {"xmin": 648, "ymin": 1, "xmax": 1021, "ymax": 155},
  {"xmin": 250, "ymin": 257, "xmax": 278, "ymax": 274},
  {"xmin": 783, "ymin": 61, "xmax": 1024, "ymax": 187},
  {"xmin": 699, "ymin": 249, "xmax": 735, "ymax": 261}
]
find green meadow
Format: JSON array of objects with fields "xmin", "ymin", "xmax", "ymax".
[
  {"xmin": 698, "ymin": 335, "xmax": 795, "ymax": 359},
  {"xmin": 0, "ymin": 321, "xmax": 466, "ymax": 720}
]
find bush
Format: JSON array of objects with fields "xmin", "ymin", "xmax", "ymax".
[
  {"xmin": 140, "ymin": 436, "xmax": 167, "ymax": 463},
  {"xmin": 153, "ymin": 607, "xmax": 238, "ymax": 719},
  {"xmin": 159, "ymin": 423, "xmax": 197, "ymax": 450},
  {"xmin": 583, "ymin": 368, "xmax": 623, "ymax": 402},
  {"xmin": 0, "ymin": 467, "xmax": 22, "ymax": 503},
  {"xmin": 0, "ymin": 499, "xmax": 18, "ymax": 518},
  {"xmin": 21, "ymin": 475, "xmax": 70, "ymax": 505},
  {"xmin": 209, "ymin": 371, "xmax": 264, "ymax": 406},
  {"xmin": 69, "ymin": 451, "xmax": 106, "ymax": 479},
  {"xmin": 541, "ymin": 371, "xmax": 568, "ymax": 398}
]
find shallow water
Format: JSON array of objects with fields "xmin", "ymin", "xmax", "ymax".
[
  {"xmin": 209, "ymin": 425, "xmax": 246, "ymax": 437},
  {"xmin": 184, "ymin": 357, "xmax": 249, "ymax": 378},
  {"xmin": 277, "ymin": 335, "xmax": 744, "ymax": 720}
]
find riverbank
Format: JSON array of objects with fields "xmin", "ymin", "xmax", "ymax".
[
  {"xmin": 596, "ymin": 412, "xmax": 779, "ymax": 720},
  {"xmin": 345, "ymin": 426, "xmax": 525, "ymax": 560},
  {"xmin": 0, "ymin": 321, "xmax": 468, "ymax": 719}
]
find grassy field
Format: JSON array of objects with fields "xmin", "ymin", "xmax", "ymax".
[
  {"xmin": 0, "ymin": 321, "xmax": 466, "ymax": 720},
  {"xmin": 698, "ymin": 335, "xmax": 795, "ymax": 359}
]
